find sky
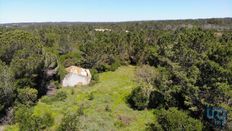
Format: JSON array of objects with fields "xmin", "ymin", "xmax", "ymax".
[{"xmin": 0, "ymin": 0, "xmax": 231, "ymax": 23}]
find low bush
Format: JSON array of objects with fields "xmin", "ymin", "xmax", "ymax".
[
  {"xmin": 58, "ymin": 107, "xmax": 84, "ymax": 131},
  {"xmin": 148, "ymin": 90, "xmax": 165, "ymax": 108},
  {"xmin": 15, "ymin": 105, "xmax": 54, "ymax": 131},
  {"xmin": 88, "ymin": 92, "xmax": 94, "ymax": 100},
  {"xmin": 150, "ymin": 108, "xmax": 203, "ymax": 131},
  {"xmin": 109, "ymin": 57, "xmax": 121, "ymax": 71},
  {"xmin": 90, "ymin": 69, "xmax": 99, "ymax": 83},
  {"xmin": 55, "ymin": 91, "xmax": 67, "ymax": 101},
  {"xmin": 128, "ymin": 85, "xmax": 152, "ymax": 110},
  {"xmin": 17, "ymin": 87, "xmax": 38, "ymax": 105}
]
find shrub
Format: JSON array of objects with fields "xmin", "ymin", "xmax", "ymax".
[
  {"xmin": 90, "ymin": 69, "xmax": 99, "ymax": 83},
  {"xmin": 15, "ymin": 105, "xmax": 54, "ymax": 131},
  {"xmin": 17, "ymin": 87, "xmax": 38, "ymax": 105},
  {"xmin": 60, "ymin": 51, "xmax": 81, "ymax": 67},
  {"xmin": 146, "ymin": 122, "xmax": 164, "ymax": 131},
  {"xmin": 148, "ymin": 90, "xmax": 165, "ymax": 108},
  {"xmin": 109, "ymin": 57, "xmax": 121, "ymax": 71},
  {"xmin": 57, "ymin": 63, "xmax": 67, "ymax": 81},
  {"xmin": 151, "ymin": 108, "xmax": 203, "ymax": 131},
  {"xmin": 88, "ymin": 92, "xmax": 94, "ymax": 100},
  {"xmin": 128, "ymin": 85, "xmax": 152, "ymax": 110},
  {"xmin": 58, "ymin": 107, "xmax": 84, "ymax": 131},
  {"xmin": 15, "ymin": 106, "xmax": 33, "ymax": 130},
  {"xmin": 135, "ymin": 65, "xmax": 159, "ymax": 85},
  {"xmin": 55, "ymin": 91, "xmax": 67, "ymax": 101}
]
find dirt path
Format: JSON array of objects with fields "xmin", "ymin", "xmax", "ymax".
[{"xmin": 46, "ymin": 82, "xmax": 57, "ymax": 96}]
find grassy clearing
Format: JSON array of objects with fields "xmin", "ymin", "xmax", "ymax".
[{"xmin": 6, "ymin": 66, "xmax": 156, "ymax": 131}]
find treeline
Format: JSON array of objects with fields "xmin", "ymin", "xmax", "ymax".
[
  {"xmin": 0, "ymin": 19, "xmax": 231, "ymax": 130},
  {"xmin": 128, "ymin": 29, "xmax": 232, "ymax": 130},
  {"xmin": 0, "ymin": 30, "xmax": 59, "ymax": 119},
  {"xmin": 1, "ymin": 17, "xmax": 232, "ymax": 31}
]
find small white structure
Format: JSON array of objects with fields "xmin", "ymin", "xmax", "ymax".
[
  {"xmin": 62, "ymin": 66, "xmax": 91, "ymax": 87},
  {"xmin": 94, "ymin": 28, "xmax": 112, "ymax": 32}
]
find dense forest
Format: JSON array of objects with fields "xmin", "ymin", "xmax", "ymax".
[{"xmin": 0, "ymin": 18, "xmax": 231, "ymax": 130}]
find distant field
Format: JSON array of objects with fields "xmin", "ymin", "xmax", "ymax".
[{"xmin": 6, "ymin": 66, "xmax": 156, "ymax": 131}]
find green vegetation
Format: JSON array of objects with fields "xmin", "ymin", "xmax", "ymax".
[
  {"xmin": 0, "ymin": 19, "xmax": 231, "ymax": 130},
  {"xmin": 6, "ymin": 66, "xmax": 155, "ymax": 130},
  {"xmin": 148, "ymin": 108, "xmax": 203, "ymax": 131},
  {"xmin": 15, "ymin": 105, "xmax": 54, "ymax": 131},
  {"xmin": 0, "ymin": 61, "xmax": 15, "ymax": 112}
]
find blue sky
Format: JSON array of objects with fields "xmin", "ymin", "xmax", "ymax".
[{"xmin": 0, "ymin": 0, "xmax": 231, "ymax": 23}]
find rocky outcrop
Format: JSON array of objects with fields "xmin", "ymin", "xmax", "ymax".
[{"xmin": 62, "ymin": 66, "xmax": 91, "ymax": 87}]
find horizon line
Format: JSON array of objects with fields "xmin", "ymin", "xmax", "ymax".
[{"xmin": 1, "ymin": 17, "xmax": 231, "ymax": 25}]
